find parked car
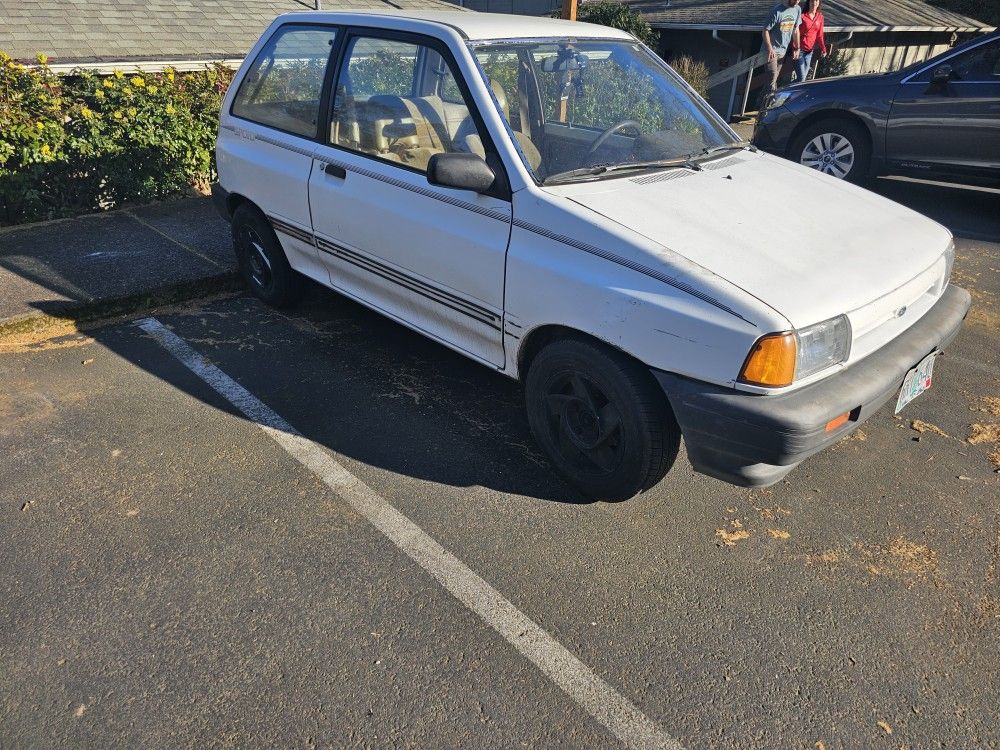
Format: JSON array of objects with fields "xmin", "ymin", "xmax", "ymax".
[
  {"xmin": 214, "ymin": 11, "xmax": 970, "ymax": 500},
  {"xmin": 753, "ymin": 30, "xmax": 1000, "ymax": 185}
]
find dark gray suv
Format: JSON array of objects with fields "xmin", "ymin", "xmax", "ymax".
[{"xmin": 753, "ymin": 31, "xmax": 1000, "ymax": 186}]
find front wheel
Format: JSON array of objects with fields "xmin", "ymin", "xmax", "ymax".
[
  {"xmin": 789, "ymin": 119, "xmax": 871, "ymax": 183},
  {"xmin": 525, "ymin": 338, "xmax": 680, "ymax": 501}
]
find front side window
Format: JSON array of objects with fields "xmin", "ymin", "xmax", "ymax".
[
  {"xmin": 471, "ymin": 39, "xmax": 737, "ymax": 184},
  {"xmin": 912, "ymin": 39, "xmax": 1000, "ymax": 83},
  {"xmin": 330, "ymin": 36, "xmax": 486, "ymax": 173},
  {"xmin": 232, "ymin": 25, "xmax": 338, "ymax": 138},
  {"xmin": 950, "ymin": 39, "xmax": 1000, "ymax": 81}
]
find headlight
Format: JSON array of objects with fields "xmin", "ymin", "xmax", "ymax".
[
  {"xmin": 795, "ymin": 315, "xmax": 852, "ymax": 380},
  {"xmin": 739, "ymin": 315, "xmax": 851, "ymax": 387},
  {"xmin": 766, "ymin": 90, "xmax": 801, "ymax": 110}
]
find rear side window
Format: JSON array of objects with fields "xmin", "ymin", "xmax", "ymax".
[{"xmin": 232, "ymin": 25, "xmax": 338, "ymax": 138}]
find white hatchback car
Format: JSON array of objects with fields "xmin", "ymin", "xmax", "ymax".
[{"xmin": 214, "ymin": 11, "xmax": 971, "ymax": 500}]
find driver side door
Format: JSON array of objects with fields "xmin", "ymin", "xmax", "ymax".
[{"xmin": 308, "ymin": 30, "xmax": 512, "ymax": 368}]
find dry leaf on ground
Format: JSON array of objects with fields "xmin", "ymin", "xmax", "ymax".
[
  {"xmin": 967, "ymin": 423, "xmax": 1000, "ymax": 444},
  {"xmin": 911, "ymin": 419, "xmax": 948, "ymax": 437}
]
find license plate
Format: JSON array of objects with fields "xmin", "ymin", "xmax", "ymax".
[{"xmin": 895, "ymin": 353, "xmax": 937, "ymax": 414}]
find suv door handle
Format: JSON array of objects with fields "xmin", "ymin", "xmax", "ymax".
[{"xmin": 324, "ymin": 163, "xmax": 346, "ymax": 179}]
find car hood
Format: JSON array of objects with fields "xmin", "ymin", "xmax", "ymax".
[{"xmin": 549, "ymin": 151, "xmax": 952, "ymax": 329}]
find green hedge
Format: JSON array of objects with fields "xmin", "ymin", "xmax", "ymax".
[{"xmin": 0, "ymin": 52, "xmax": 233, "ymax": 226}]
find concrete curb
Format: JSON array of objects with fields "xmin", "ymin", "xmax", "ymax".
[{"xmin": 0, "ymin": 272, "xmax": 243, "ymax": 344}]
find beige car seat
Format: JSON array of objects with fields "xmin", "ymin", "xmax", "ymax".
[{"xmin": 462, "ymin": 80, "xmax": 542, "ymax": 173}]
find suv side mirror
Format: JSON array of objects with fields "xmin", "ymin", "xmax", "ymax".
[
  {"xmin": 930, "ymin": 64, "xmax": 953, "ymax": 87},
  {"xmin": 427, "ymin": 153, "xmax": 497, "ymax": 194}
]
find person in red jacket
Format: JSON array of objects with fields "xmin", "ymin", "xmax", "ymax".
[{"xmin": 796, "ymin": 0, "xmax": 828, "ymax": 82}]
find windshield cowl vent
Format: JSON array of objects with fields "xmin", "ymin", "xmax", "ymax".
[{"xmin": 629, "ymin": 169, "xmax": 692, "ymax": 186}]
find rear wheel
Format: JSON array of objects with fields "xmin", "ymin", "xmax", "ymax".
[
  {"xmin": 232, "ymin": 204, "xmax": 303, "ymax": 308},
  {"xmin": 790, "ymin": 118, "xmax": 871, "ymax": 183},
  {"xmin": 525, "ymin": 338, "xmax": 680, "ymax": 501}
]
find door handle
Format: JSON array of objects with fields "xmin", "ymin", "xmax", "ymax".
[{"xmin": 324, "ymin": 162, "xmax": 346, "ymax": 179}]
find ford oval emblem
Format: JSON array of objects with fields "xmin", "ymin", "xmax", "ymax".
[{"xmin": 894, "ymin": 305, "xmax": 907, "ymax": 318}]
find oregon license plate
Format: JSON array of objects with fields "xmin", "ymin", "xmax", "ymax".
[{"xmin": 895, "ymin": 353, "xmax": 937, "ymax": 414}]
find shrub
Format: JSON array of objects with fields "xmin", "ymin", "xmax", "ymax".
[
  {"xmin": 816, "ymin": 48, "xmax": 851, "ymax": 79},
  {"xmin": 0, "ymin": 52, "xmax": 233, "ymax": 225},
  {"xmin": 577, "ymin": 2, "xmax": 657, "ymax": 47},
  {"xmin": 667, "ymin": 54, "xmax": 710, "ymax": 98}
]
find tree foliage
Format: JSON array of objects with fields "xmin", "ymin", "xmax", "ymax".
[{"xmin": 577, "ymin": 2, "xmax": 657, "ymax": 47}]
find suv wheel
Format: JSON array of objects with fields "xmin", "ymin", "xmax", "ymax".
[
  {"xmin": 790, "ymin": 119, "xmax": 871, "ymax": 183},
  {"xmin": 232, "ymin": 204, "xmax": 303, "ymax": 307},
  {"xmin": 525, "ymin": 338, "xmax": 680, "ymax": 501}
]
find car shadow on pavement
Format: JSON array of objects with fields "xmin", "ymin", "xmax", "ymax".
[{"xmin": 104, "ymin": 279, "xmax": 604, "ymax": 505}]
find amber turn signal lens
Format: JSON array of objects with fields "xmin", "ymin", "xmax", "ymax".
[
  {"xmin": 825, "ymin": 412, "xmax": 851, "ymax": 432},
  {"xmin": 739, "ymin": 332, "xmax": 796, "ymax": 387}
]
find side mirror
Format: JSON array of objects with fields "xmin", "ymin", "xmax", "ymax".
[
  {"xmin": 930, "ymin": 64, "xmax": 952, "ymax": 87},
  {"xmin": 427, "ymin": 153, "xmax": 496, "ymax": 194}
]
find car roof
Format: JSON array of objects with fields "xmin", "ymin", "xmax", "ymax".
[{"xmin": 272, "ymin": 10, "xmax": 635, "ymax": 42}]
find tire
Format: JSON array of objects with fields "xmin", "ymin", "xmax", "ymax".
[
  {"xmin": 525, "ymin": 337, "xmax": 680, "ymax": 501},
  {"xmin": 789, "ymin": 118, "xmax": 871, "ymax": 183},
  {"xmin": 231, "ymin": 203, "xmax": 303, "ymax": 307}
]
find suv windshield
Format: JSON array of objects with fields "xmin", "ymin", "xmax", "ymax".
[{"xmin": 470, "ymin": 39, "xmax": 739, "ymax": 184}]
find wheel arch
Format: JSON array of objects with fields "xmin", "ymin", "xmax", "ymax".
[
  {"xmin": 786, "ymin": 109, "xmax": 875, "ymax": 161},
  {"xmin": 225, "ymin": 191, "xmax": 260, "ymax": 219},
  {"xmin": 516, "ymin": 324, "xmax": 662, "ymax": 393}
]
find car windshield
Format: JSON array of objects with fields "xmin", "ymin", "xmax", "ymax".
[{"xmin": 469, "ymin": 38, "xmax": 739, "ymax": 184}]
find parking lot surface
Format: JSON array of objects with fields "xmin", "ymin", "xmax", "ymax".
[{"xmin": 2, "ymin": 180, "xmax": 998, "ymax": 749}]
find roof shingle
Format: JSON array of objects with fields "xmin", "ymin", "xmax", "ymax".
[
  {"xmin": 597, "ymin": 0, "xmax": 993, "ymax": 31},
  {"xmin": 0, "ymin": 0, "xmax": 466, "ymax": 64}
]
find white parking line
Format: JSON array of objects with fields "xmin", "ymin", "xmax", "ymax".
[{"xmin": 137, "ymin": 316, "xmax": 684, "ymax": 750}]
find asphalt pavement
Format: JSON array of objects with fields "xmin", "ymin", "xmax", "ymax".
[{"xmin": 1, "ymin": 180, "xmax": 998, "ymax": 749}]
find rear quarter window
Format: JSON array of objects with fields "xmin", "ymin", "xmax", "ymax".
[{"xmin": 232, "ymin": 25, "xmax": 338, "ymax": 138}]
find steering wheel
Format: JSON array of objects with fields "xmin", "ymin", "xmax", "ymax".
[{"xmin": 586, "ymin": 120, "xmax": 642, "ymax": 158}]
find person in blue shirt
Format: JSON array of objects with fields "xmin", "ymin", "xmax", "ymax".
[{"xmin": 762, "ymin": 0, "xmax": 802, "ymax": 99}]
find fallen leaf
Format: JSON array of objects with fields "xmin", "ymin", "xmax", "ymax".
[
  {"xmin": 967, "ymin": 423, "xmax": 1000, "ymax": 444},
  {"xmin": 974, "ymin": 396, "xmax": 1000, "ymax": 416},
  {"xmin": 877, "ymin": 719, "xmax": 893, "ymax": 735},
  {"xmin": 74, "ymin": 704, "xmax": 86, "ymax": 718},
  {"xmin": 715, "ymin": 528, "xmax": 750, "ymax": 546},
  {"xmin": 910, "ymin": 419, "xmax": 947, "ymax": 437}
]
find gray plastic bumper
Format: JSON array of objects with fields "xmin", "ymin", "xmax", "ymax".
[{"xmin": 653, "ymin": 285, "xmax": 972, "ymax": 487}]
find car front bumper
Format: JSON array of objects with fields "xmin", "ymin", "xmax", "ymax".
[
  {"xmin": 751, "ymin": 104, "xmax": 798, "ymax": 155},
  {"xmin": 653, "ymin": 285, "xmax": 972, "ymax": 487}
]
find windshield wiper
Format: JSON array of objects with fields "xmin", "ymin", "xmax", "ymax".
[
  {"xmin": 696, "ymin": 140, "xmax": 758, "ymax": 158},
  {"xmin": 542, "ymin": 157, "xmax": 701, "ymax": 186}
]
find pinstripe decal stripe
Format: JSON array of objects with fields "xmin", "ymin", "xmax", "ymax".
[
  {"xmin": 315, "ymin": 237, "xmax": 500, "ymax": 327},
  {"xmin": 267, "ymin": 215, "xmax": 500, "ymax": 331}
]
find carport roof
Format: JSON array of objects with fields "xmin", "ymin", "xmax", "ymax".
[
  {"xmin": 602, "ymin": 0, "xmax": 994, "ymax": 32},
  {"xmin": 0, "ymin": 0, "xmax": 467, "ymax": 69}
]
